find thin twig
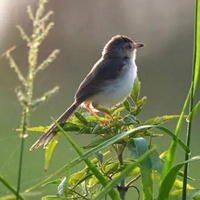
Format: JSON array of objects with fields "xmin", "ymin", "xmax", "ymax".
[{"xmin": 126, "ymin": 174, "xmax": 141, "ymax": 188}]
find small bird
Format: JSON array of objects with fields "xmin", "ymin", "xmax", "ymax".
[{"xmin": 30, "ymin": 35, "xmax": 144, "ymax": 150}]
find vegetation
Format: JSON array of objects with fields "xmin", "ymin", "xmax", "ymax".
[{"xmin": 0, "ymin": 0, "xmax": 199, "ymax": 199}]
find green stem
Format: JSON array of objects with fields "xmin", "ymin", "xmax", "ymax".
[
  {"xmin": 11, "ymin": 0, "xmax": 57, "ymax": 198},
  {"xmin": 16, "ymin": 107, "xmax": 29, "ymax": 200},
  {"xmin": 117, "ymin": 145, "xmax": 127, "ymax": 200},
  {"xmin": 182, "ymin": 0, "xmax": 199, "ymax": 199},
  {"xmin": 16, "ymin": 18, "xmax": 37, "ymax": 200},
  {"xmin": 0, "ymin": 176, "xmax": 24, "ymax": 200}
]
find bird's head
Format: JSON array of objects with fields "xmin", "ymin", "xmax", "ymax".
[{"xmin": 102, "ymin": 35, "xmax": 144, "ymax": 59}]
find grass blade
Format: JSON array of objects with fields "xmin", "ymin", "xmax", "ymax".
[
  {"xmin": 0, "ymin": 176, "xmax": 24, "ymax": 200},
  {"xmin": 158, "ymin": 156, "xmax": 200, "ymax": 200},
  {"xmin": 156, "ymin": 126, "xmax": 190, "ymax": 153},
  {"xmin": 183, "ymin": 1, "xmax": 200, "ymax": 199},
  {"xmin": 93, "ymin": 147, "xmax": 156, "ymax": 200},
  {"xmin": 160, "ymin": 87, "xmax": 191, "ymax": 179},
  {"xmin": 128, "ymin": 138, "xmax": 153, "ymax": 200}
]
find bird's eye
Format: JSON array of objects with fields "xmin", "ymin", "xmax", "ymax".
[{"xmin": 127, "ymin": 43, "xmax": 132, "ymax": 49}]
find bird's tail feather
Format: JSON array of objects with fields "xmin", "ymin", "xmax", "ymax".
[{"xmin": 30, "ymin": 102, "xmax": 79, "ymax": 150}]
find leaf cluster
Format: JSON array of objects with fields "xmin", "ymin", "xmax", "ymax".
[{"xmin": 24, "ymin": 78, "xmax": 200, "ymax": 200}]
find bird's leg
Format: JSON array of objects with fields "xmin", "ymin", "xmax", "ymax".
[
  {"xmin": 96, "ymin": 108, "xmax": 114, "ymax": 121},
  {"xmin": 84, "ymin": 102, "xmax": 98, "ymax": 117},
  {"xmin": 84, "ymin": 102, "xmax": 113, "ymax": 125},
  {"xmin": 93, "ymin": 104, "xmax": 114, "ymax": 125},
  {"xmin": 100, "ymin": 110, "xmax": 114, "ymax": 125}
]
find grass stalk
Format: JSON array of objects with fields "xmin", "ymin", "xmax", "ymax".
[
  {"xmin": 16, "ymin": 108, "xmax": 30, "ymax": 199},
  {"xmin": 0, "ymin": 176, "xmax": 24, "ymax": 200},
  {"xmin": 182, "ymin": 0, "xmax": 200, "ymax": 199},
  {"xmin": 5, "ymin": 0, "xmax": 59, "ymax": 198}
]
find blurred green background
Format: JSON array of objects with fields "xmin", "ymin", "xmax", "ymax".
[{"xmin": 0, "ymin": 0, "xmax": 199, "ymax": 199}]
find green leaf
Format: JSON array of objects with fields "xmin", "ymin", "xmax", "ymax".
[
  {"xmin": 42, "ymin": 196, "xmax": 66, "ymax": 200},
  {"xmin": 26, "ymin": 125, "xmax": 153, "ymax": 193},
  {"xmin": 104, "ymin": 161, "xmax": 119, "ymax": 174},
  {"xmin": 91, "ymin": 124, "xmax": 103, "ymax": 134},
  {"xmin": 149, "ymin": 147, "xmax": 163, "ymax": 173},
  {"xmin": 156, "ymin": 126, "xmax": 190, "ymax": 153},
  {"xmin": 112, "ymin": 106, "xmax": 126, "ymax": 116},
  {"xmin": 45, "ymin": 133, "xmax": 61, "ymax": 171},
  {"xmin": 170, "ymin": 188, "xmax": 200, "ymax": 199},
  {"xmin": 69, "ymin": 168, "xmax": 89, "ymax": 187},
  {"xmin": 123, "ymin": 100, "xmax": 131, "ymax": 112},
  {"xmin": 0, "ymin": 196, "xmax": 13, "ymax": 200},
  {"xmin": 129, "ymin": 96, "xmax": 147, "ymax": 116},
  {"xmin": 122, "ymin": 114, "xmax": 138, "ymax": 124},
  {"xmin": 104, "ymin": 160, "xmax": 141, "ymax": 179},
  {"xmin": 17, "ymin": 122, "xmax": 80, "ymax": 134},
  {"xmin": 143, "ymin": 115, "xmax": 181, "ymax": 126},
  {"xmin": 74, "ymin": 112, "xmax": 88, "ymax": 125},
  {"xmin": 93, "ymin": 147, "xmax": 156, "ymax": 200},
  {"xmin": 16, "ymin": 126, "xmax": 49, "ymax": 133},
  {"xmin": 131, "ymin": 76, "xmax": 141, "ymax": 103},
  {"xmin": 136, "ymin": 96, "xmax": 147, "ymax": 108},
  {"xmin": 61, "ymin": 122, "xmax": 80, "ymax": 132},
  {"xmin": 128, "ymin": 138, "xmax": 153, "ymax": 200},
  {"xmin": 96, "ymin": 107, "xmax": 112, "ymax": 116},
  {"xmin": 41, "ymin": 179, "xmax": 61, "ymax": 187},
  {"xmin": 69, "ymin": 151, "xmax": 109, "ymax": 187},
  {"xmin": 192, "ymin": 0, "xmax": 200, "ymax": 97},
  {"xmin": 187, "ymin": 100, "xmax": 200, "ymax": 122},
  {"xmin": 158, "ymin": 156, "xmax": 200, "ymax": 200},
  {"xmin": 173, "ymin": 179, "xmax": 193, "ymax": 190},
  {"xmin": 160, "ymin": 87, "xmax": 192, "ymax": 181},
  {"xmin": 84, "ymin": 136, "xmax": 112, "ymax": 149}
]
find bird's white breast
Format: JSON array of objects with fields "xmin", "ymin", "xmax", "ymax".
[{"xmin": 91, "ymin": 57, "xmax": 137, "ymax": 108}]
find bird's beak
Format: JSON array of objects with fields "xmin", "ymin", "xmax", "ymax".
[{"xmin": 133, "ymin": 43, "xmax": 145, "ymax": 49}]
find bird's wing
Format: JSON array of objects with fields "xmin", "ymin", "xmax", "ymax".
[{"xmin": 75, "ymin": 57, "xmax": 126, "ymax": 103}]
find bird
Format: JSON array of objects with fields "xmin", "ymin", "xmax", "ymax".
[{"xmin": 30, "ymin": 35, "xmax": 144, "ymax": 150}]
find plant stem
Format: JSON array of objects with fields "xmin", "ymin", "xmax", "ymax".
[
  {"xmin": 16, "ymin": 108, "xmax": 29, "ymax": 199},
  {"xmin": 16, "ymin": 11, "xmax": 37, "ymax": 200},
  {"xmin": 8, "ymin": 0, "xmax": 58, "ymax": 198},
  {"xmin": 182, "ymin": 0, "xmax": 199, "ymax": 199},
  {"xmin": 16, "ymin": 43, "xmax": 35, "ymax": 199},
  {"xmin": 117, "ymin": 145, "xmax": 127, "ymax": 200},
  {"xmin": 0, "ymin": 176, "xmax": 24, "ymax": 200}
]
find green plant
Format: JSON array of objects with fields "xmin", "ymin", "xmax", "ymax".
[
  {"xmin": 1, "ymin": 0, "xmax": 200, "ymax": 200},
  {"xmin": 25, "ymin": 76, "xmax": 200, "ymax": 200},
  {"xmin": 182, "ymin": 0, "xmax": 200, "ymax": 199},
  {"xmin": 1, "ymin": 0, "xmax": 59, "ymax": 199}
]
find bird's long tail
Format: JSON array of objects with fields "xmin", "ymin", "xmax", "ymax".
[{"xmin": 30, "ymin": 102, "xmax": 79, "ymax": 150}]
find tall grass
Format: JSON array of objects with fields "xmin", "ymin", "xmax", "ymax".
[
  {"xmin": 182, "ymin": 0, "xmax": 200, "ymax": 199},
  {"xmin": 3, "ymin": 0, "xmax": 59, "ymax": 199},
  {"xmin": 0, "ymin": 0, "xmax": 199, "ymax": 200}
]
